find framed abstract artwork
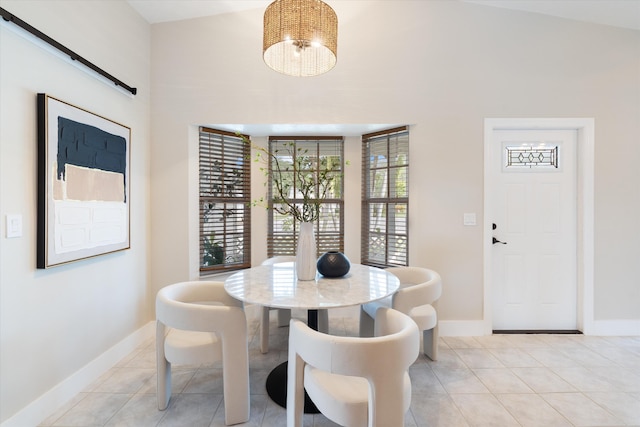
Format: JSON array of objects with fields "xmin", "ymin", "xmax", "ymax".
[{"xmin": 37, "ymin": 94, "xmax": 131, "ymax": 268}]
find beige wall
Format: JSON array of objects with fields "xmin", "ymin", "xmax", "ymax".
[
  {"xmin": 1, "ymin": 0, "xmax": 639, "ymax": 424},
  {"xmin": 0, "ymin": 0, "xmax": 151, "ymax": 423},
  {"xmin": 149, "ymin": 1, "xmax": 640, "ymax": 325}
]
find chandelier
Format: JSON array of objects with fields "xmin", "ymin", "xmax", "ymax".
[{"xmin": 263, "ymin": 0, "xmax": 338, "ymax": 77}]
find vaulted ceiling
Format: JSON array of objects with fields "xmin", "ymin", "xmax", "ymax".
[{"xmin": 128, "ymin": 0, "xmax": 640, "ymax": 30}]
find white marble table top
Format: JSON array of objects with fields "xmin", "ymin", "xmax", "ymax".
[{"xmin": 224, "ymin": 262, "xmax": 400, "ymax": 309}]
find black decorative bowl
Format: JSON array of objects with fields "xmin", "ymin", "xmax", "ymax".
[{"xmin": 317, "ymin": 251, "xmax": 351, "ymax": 278}]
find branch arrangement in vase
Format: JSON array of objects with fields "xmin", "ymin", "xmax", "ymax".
[{"xmin": 240, "ymin": 134, "xmax": 343, "ymax": 223}]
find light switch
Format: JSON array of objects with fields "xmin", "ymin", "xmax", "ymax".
[
  {"xmin": 6, "ymin": 214, "xmax": 22, "ymax": 238},
  {"xmin": 463, "ymin": 213, "xmax": 476, "ymax": 226}
]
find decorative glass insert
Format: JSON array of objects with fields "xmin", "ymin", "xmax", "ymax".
[{"xmin": 505, "ymin": 145, "xmax": 559, "ymax": 169}]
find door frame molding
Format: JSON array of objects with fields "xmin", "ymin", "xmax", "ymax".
[{"xmin": 483, "ymin": 118, "xmax": 594, "ymax": 335}]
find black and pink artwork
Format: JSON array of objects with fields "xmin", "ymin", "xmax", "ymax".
[{"xmin": 37, "ymin": 94, "xmax": 131, "ymax": 268}]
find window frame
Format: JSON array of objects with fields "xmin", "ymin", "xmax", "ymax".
[
  {"xmin": 267, "ymin": 136, "xmax": 345, "ymax": 257},
  {"xmin": 361, "ymin": 126, "xmax": 409, "ymax": 268},
  {"xmin": 198, "ymin": 127, "xmax": 251, "ymax": 273}
]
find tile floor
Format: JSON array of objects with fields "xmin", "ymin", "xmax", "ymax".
[{"xmin": 40, "ymin": 306, "xmax": 640, "ymax": 427}]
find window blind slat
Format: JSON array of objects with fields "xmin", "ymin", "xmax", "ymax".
[
  {"xmin": 361, "ymin": 128, "xmax": 409, "ymax": 267},
  {"xmin": 199, "ymin": 128, "xmax": 251, "ymax": 272},
  {"xmin": 268, "ymin": 137, "xmax": 345, "ymax": 257}
]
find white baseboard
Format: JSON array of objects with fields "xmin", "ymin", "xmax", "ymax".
[
  {"xmin": 439, "ymin": 320, "xmax": 489, "ymax": 337},
  {"xmin": 1, "ymin": 322, "xmax": 155, "ymax": 427},
  {"xmin": 587, "ymin": 319, "xmax": 640, "ymax": 336}
]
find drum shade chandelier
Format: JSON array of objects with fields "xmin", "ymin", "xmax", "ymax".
[{"xmin": 263, "ymin": 0, "xmax": 338, "ymax": 77}]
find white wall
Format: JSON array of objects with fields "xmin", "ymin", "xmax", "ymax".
[
  {"xmin": 0, "ymin": 0, "xmax": 151, "ymax": 423},
  {"xmin": 1, "ymin": 0, "xmax": 639, "ymax": 424},
  {"xmin": 149, "ymin": 1, "xmax": 640, "ymax": 326}
]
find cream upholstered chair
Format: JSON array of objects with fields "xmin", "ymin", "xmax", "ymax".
[
  {"xmin": 260, "ymin": 256, "xmax": 329, "ymax": 353},
  {"xmin": 287, "ymin": 307, "xmax": 419, "ymax": 427},
  {"xmin": 156, "ymin": 281, "xmax": 249, "ymax": 425},
  {"xmin": 360, "ymin": 266, "xmax": 442, "ymax": 361}
]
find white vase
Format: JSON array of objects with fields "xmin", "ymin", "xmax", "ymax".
[{"xmin": 296, "ymin": 222, "xmax": 317, "ymax": 281}]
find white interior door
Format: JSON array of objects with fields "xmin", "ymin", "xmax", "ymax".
[{"xmin": 490, "ymin": 129, "xmax": 577, "ymax": 331}]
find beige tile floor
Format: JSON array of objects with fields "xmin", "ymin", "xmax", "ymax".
[{"xmin": 40, "ymin": 305, "xmax": 640, "ymax": 427}]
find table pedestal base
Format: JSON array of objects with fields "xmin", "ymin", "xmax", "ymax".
[
  {"xmin": 265, "ymin": 309, "xmax": 320, "ymax": 413},
  {"xmin": 265, "ymin": 361, "xmax": 319, "ymax": 413}
]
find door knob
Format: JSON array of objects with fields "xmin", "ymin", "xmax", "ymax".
[{"xmin": 492, "ymin": 237, "xmax": 507, "ymax": 245}]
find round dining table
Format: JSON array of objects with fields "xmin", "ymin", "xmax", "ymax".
[{"xmin": 224, "ymin": 261, "xmax": 400, "ymax": 411}]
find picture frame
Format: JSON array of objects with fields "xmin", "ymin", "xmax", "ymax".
[{"xmin": 37, "ymin": 94, "xmax": 131, "ymax": 268}]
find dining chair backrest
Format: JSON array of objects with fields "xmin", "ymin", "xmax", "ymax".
[
  {"xmin": 261, "ymin": 256, "xmax": 296, "ymax": 265},
  {"xmin": 288, "ymin": 307, "xmax": 419, "ymax": 427},
  {"xmin": 360, "ymin": 266, "xmax": 442, "ymax": 360},
  {"xmin": 387, "ymin": 266, "xmax": 442, "ymax": 314},
  {"xmin": 156, "ymin": 280, "xmax": 244, "ymax": 331},
  {"xmin": 156, "ymin": 281, "xmax": 249, "ymax": 425}
]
